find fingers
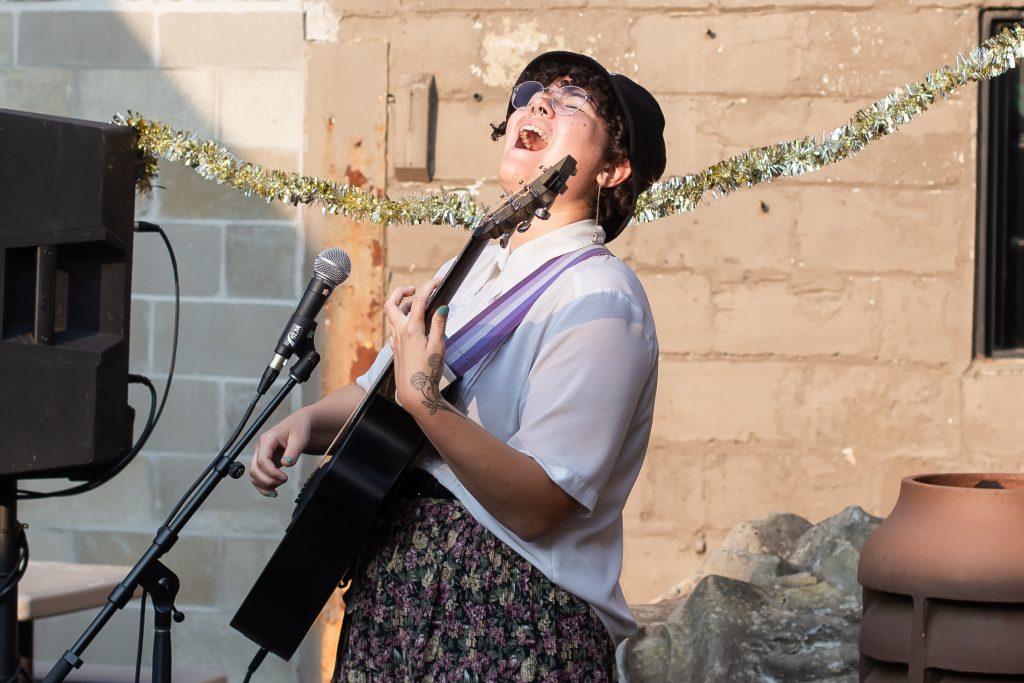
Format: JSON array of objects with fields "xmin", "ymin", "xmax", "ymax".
[
  {"xmin": 250, "ymin": 432, "xmax": 287, "ymax": 497},
  {"xmin": 406, "ymin": 278, "xmax": 443, "ymax": 333},
  {"xmin": 385, "ymin": 279, "xmax": 441, "ymax": 342},
  {"xmin": 383, "ymin": 284, "xmax": 416, "ymax": 335},
  {"xmin": 427, "ymin": 304, "xmax": 450, "ymax": 351},
  {"xmin": 249, "ymin": 422, "xmax": 307, "ymax": 497}
]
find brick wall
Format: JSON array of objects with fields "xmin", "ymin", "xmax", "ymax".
[{"xmin": 6, "ymin": 0, "xmax": 1024, "ymax": 681}]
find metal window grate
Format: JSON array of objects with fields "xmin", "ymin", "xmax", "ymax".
[{"xmin": 977, "ymin": 9, "xmax": 1024, "ymax": 357}]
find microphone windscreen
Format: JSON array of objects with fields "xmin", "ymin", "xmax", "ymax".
[{"xmin": 314, "ymin": 248, "xmax": 351, "ymax": 286}]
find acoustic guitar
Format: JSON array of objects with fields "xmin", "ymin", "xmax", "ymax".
[{"xmin": 231, "ymin": 156, "xmax": 577, "ymax": 660}]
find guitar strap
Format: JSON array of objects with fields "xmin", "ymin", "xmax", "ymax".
[{"xmin": 444, "ymin": 245, "xmax": 609, "ymax": 379}]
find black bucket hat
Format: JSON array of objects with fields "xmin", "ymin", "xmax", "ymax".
[{"xmin": 505, "ymin": 51, "xmax": 667, "ymax": 242}]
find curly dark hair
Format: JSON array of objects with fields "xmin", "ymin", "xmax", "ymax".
[{"xmin": 490, "ymin": 60, "xmax": 633, "ymax": 235}]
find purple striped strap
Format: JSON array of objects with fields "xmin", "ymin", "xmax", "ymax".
[{"xmin": 445, "ymin": 245, "xmax": 608, "ymax": 379}]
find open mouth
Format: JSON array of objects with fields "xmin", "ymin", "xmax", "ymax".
[{"xmin": 516, "ymin": 124, "xmax": 550, "ymax": 152}]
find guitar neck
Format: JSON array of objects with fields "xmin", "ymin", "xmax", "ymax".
[{"xmin": 372, "ymin": 233, "xmax": 490, "ymax": 401}]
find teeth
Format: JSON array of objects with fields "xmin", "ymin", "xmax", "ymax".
[
  {"xmin": 520, "ymin": 124, "xmax": 548, "ymax": 140},
  {"xmin": 519, "ymin": 124, "xmax": 549, "ymax": 150}
]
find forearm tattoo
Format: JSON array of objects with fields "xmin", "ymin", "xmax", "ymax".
[{"xmin": 410, "ymin": 354, "xmax": 458, "ymax": 416}]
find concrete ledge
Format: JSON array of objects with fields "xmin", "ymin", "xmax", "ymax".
[{"xmin": 34, "ymin": 661, "xmax": 226, "ymax": 683}]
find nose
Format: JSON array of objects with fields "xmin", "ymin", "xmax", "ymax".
[{"xmin": 528, "ymin": 90, "xmax": 555, "ymax": 117}]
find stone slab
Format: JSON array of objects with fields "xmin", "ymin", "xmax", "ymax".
[
  {"xmin": 148, "ymin": 452, "xmax": 299, "ymax": 535},
  {"xmin": 0, "ymin": 68, "xmax": 72, "ymax": 117},
  {"xmin": 633, "ymin": 13, "xmax": 809, "ymax": 95},
  {"xmin": 160, "ymin": 12, "xmax": 302, "ymax": 68},
  {"xmin": 151, "ymin": 300, "xmax": 295, "ymax": 378},
  {"xmin": 711, "ymin": 278, "xmax": 878, "ymax": 358},
  {"xmin": 654, "ymin": 360, "xmax": 795, "ymax": 443},
  {"xmin": 217, "ymin": 69, "xmax": 302, "ymax": 150},
  {"xmin": 20, "ymin": 12, "xmax": 154, "ymax": 67},
  {"xmin": 132, "ymin": 222, "xmax": 223, "ymax": 297},
  {"xmin": 640, "ymin": 270, "xmax": 713, "ymax": 355},
  {"xmin": 0, "ymin": 13, "xmax": 12, "ymax": 66},
  {"xmin": 796, "ymin": 187, "xmax": 966, "ymax": 275},
  {"xmin": 154, "ymin": 148, "xmax": 298, "ymax": 221},
  {"xmin": 75, "ymin": 68, "xmax": 217, "ymax": 138},
  {"xmin": 225, "ymin": 223, "xmax": 301, "ymax": 299},
  {"xmin": 616, "ymin": 186, "xmax": 798, "ymax": 275},
  {"xmin": 139, "ymin": 378, "xmax": 221, "ymax": 453},
  {"xmin": 129, "ymin": 298, "xmax": 151, "ymax": 375}
]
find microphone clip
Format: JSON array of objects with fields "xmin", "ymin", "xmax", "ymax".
[{"xmin": 258, "ymin": 322, "xmax": 320, "ymax": 394}]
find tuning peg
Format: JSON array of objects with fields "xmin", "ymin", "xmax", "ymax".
[{"xmin": 534, "ymin": 207, "xmax": 551, "ymax": 220}]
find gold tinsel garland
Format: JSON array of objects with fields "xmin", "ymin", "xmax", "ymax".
[{"xmin": 119, "ymin": 22, "xmax": 1024, "ymax": 228}]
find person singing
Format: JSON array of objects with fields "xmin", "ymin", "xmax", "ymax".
[{"xmin": 250, "ymin": 50, "xmax": 667, "ymax": 681}]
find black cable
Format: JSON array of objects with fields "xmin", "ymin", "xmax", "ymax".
[
  {"xmin": 0, "ymin": 523, "xmax": 28, "ymax": 683},
  {"xmin": 0, "ymin": 665, "xmax": 31, "ymax": 683},
  {"xmin": 18, "ymin": 222, "xmax": 180, "ymax": 500},
  {"xmin": 242, "ymin": 647, "xmax": 269, "ymax": 683},
  {"xmin": 0, "ymin": 525, "xmax": 28, "ymax": 603},
  {"xmin": 134, "ymin": 590, "xmax": 148, "ymax": 683},
  {"xmin": 16, "ymin": 375, "xmax": 157, "ymax": 500},
  {"xmin": 0, "ymin": 524, "xmax": 29, "ymax": 680}
]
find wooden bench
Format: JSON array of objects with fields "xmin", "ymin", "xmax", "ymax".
[{"xmin": 20, "ymin": 561, "xmax": 225, "ymax": 683}]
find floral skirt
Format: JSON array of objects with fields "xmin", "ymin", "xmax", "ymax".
[{"xmin": 332, "ymin": 495, "xmax": 616, "ymax": 683}]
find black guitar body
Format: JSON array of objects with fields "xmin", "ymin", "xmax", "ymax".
[
  {"xmin": 231, "ymin": 393, "xmax": 423, "ymax": 659},
  {"xmin": 231, "ymin": 157, "xmax": 576, "ymax": 661}
]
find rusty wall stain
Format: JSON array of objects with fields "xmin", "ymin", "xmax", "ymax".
[
  {"xmin": 344, "ymin": 164, "xmax": 368, "ymax": 187},
  {"xmin": 307, "ymin": 39, "xmax": 389, "ymax": 681}
]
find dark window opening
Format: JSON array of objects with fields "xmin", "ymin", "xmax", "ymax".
[{"xmin": 978, "ymin": 10, "xmax": 1024, "ymax": 356}]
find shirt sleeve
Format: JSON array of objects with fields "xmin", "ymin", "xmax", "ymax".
[{"xmin": 505, "ymin": 288, "xmax": 657, "ymax": 513}]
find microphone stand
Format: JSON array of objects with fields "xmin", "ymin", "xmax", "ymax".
[{"xmin": 42, "ymin": 335, "xmax": 322, "ymax": 683}]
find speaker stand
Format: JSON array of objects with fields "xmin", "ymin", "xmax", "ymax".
[{"xmin": 0, "ymin": 477, "xmax": 20, "ymax": 682}]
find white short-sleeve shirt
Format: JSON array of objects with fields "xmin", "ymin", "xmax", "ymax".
[{"xmin": 355, "ymin": 218, "xmax": 658, "ymax": 643}]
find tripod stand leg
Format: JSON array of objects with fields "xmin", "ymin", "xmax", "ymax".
[
  {"xmin": 0, "ymin": 478, "xmax": 20, "ymax": 682},
  {"xmin": 17, "ymin": 622, "xmax": 31, "ymax": 681}
]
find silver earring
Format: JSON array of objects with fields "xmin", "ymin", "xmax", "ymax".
[{"xmin": 593, "ymin": 183, "xmax": 602, "ymax": 244}]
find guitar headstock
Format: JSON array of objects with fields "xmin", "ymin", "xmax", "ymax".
[{"xmin": 472, "ymin": 155, "xmax": 577, "ymax": 242}]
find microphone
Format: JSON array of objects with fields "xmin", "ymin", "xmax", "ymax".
[{"xmin": 258, "ymin": 247, "xmax": 351, "ymax": 394}]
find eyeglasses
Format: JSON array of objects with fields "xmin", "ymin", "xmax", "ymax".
[{"xmin": 510, "ymin": 81, "xmax": 593, "ymax": 115}]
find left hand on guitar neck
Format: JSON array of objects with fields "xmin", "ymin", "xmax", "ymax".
[{"xmin": 384, "ymin": 277, "xmax": 460, "ymax": 419}]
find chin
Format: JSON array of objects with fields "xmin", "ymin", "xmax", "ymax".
[{"xmin": 499, "ymin": 151, "xmax": 554, "ymax": 191}]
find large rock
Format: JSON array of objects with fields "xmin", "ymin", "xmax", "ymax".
[
  {"xmin": 701, "ymin": 547, "xmax": 786, "ymax": 587},
  {"xmin": 721, "ymin": 512, "xmax": 813, "ymax": 557},
  {"xmin": 619, "ymin": 506, "xmax": 880, "ymax": 683},
  {"xmin": 789, "ymin": 506, "xmax": 881, "ymax": 579}
]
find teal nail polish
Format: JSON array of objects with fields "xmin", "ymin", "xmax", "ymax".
[
  {"xmin": 438, "ymin": 305, "xmax": 449, "ymax": 317},
  {"xmin": 267, "ymin": 491, "xmax": 278, "ymax": 498},
  {"xmin": 282, "ymin": 456, "xmax": 294, "ymax": 466}
]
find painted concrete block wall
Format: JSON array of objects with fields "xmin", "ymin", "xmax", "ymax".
[
  {"xmin": 1, "ymin": 2, "xmax": 317, "ymax": 681},
  {"xmin": 348, "ymin": 0, "xmax": 1024, "ymax": 604}
]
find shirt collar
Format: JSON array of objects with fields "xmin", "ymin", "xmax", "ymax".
[{"xmin": 494, "ymin": 219, "xmax": 605, "ymax": 287}]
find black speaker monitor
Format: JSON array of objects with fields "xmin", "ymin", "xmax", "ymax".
[{"xmin": 0, "ymin": 109, "xmax": 137, "ymax": 479}]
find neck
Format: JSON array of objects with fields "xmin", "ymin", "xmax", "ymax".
[{"xmin": 507, "ymin": 202, "xmax": 592, "ymax": 250}]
